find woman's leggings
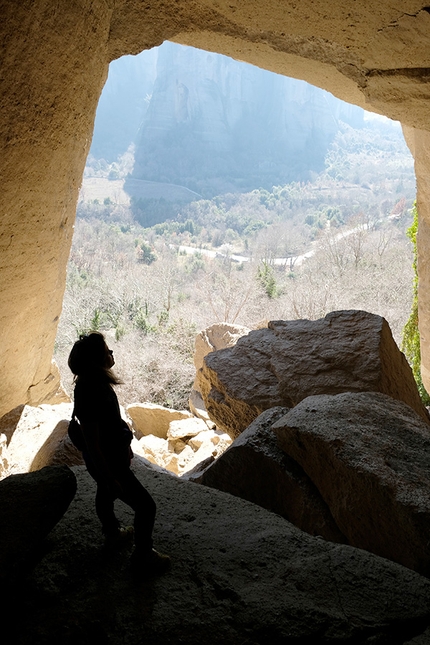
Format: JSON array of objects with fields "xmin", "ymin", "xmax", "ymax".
[{"xmin": 86, "ymin": 459, "xmax": 156, "ymax": 554}]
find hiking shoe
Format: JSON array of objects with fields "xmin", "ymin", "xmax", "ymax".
[
  {"xmin": 130, "ymin": 548, "xmax": 171, "ymax": 576},
  {"xmin": 104, "ymin": 525, "xmax": 134, "ymax": 549}
]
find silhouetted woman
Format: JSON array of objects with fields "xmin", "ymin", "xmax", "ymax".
[{"xmin": 68, "ymin": 332, "xmax": 170, "ymax": 574}]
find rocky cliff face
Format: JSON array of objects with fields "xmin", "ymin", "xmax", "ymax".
[
  {"xmin": 133, "ymin": 42, "xmax": 363, "ymax": 195},
  {"xmin": 90, "ymin": 49, "xmax": 158, "ymax": 162},
  {"xmin": 92, "ymin": 41, "xmax": 364, "ymax": 195}
]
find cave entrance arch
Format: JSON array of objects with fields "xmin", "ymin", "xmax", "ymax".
[{"xmin": 1, "ymin": 1, "xmax": 430, "ymax": 419}]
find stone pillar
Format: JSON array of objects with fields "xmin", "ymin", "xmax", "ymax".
[
  {"xmin": 0, "ymin": 1, "xmax": 113, "ymax": 417},
  {"xmin": 403, "ymin": 126, "xmax": 430, "ymax": 393}
]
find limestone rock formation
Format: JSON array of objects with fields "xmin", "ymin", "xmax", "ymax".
[
  {"xmin": 197, "ymin": 407, "xmax": 346, "ymax": 543},
  {"xmin": 273, "ymin": 391, "xmax": 430, "ymax": 576},
  {"xmin": 30, "ymin": 420, "xmax": 85, "ymax": 472},
  {"xmin": 190, "ymin": 321, "xmax": 250, "ymax": 420},
  {"xmin": 0, "ymin": 465, "xmax": 77, "ymax": 582},
  {"xmin": 126, "ymin": 402, "xmax": 193, "ymax": 439},
  {"xmin": 168, "ymin": 416, "xmax": 209, "ymax": 439},
  {"xmin": 132, "ymin": 418, "xmax": 232, "ymax": 476},
  {"xmin": 0, "ymin": 402, "xmax": 75, "ymax": 479},
  {"xmin": 5, "ymin": 462, "xmax": 430, "ymax": 644},
  {"xmin": 130, "ymin": 42, "xmax": 364, "ymax": 195},
  {"xmin": 193, "ymin": 322, "xmax": 251, "ymax": 374},
  {"xmin": 199, "ymin": 310, "xmax": 429, "ymax": 437}
]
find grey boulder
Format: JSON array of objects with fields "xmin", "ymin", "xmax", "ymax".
[
  {"xmin": 197, "ymin": 407, "xmax": 346, "ymax": 543},
  {"xmin": 199, "ymin": 310, "xmax": 429, "ymax": 437},
  {"xmin": 273, "ymin": 391, "xmax": 430, "ymax": 576}
]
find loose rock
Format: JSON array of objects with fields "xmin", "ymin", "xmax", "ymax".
[{"xmin": 126, "ymin": 402, "xmax": 192, "ymax": 439}]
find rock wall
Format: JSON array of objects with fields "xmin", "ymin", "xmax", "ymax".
[{"xmin": 3, "ymin": 1, "xmax": 430, "ymax": 416}]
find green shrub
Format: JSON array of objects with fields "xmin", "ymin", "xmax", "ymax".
[{"xmin": 401, "ymin": 202, "xmax": 430, "ymax": 405}]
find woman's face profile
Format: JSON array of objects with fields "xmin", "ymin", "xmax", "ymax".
[{"xmin": 106, "ymin": 345, "xmax": 115, "ymax": 368}]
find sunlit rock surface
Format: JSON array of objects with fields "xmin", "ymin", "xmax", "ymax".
[
  {"xmin": 0, "ymin": 403, "xmax": 76, "ymax": 479},
  {"xmin": 126, "ymin": 402, "xmax": 193, "ymax": 439},
  {"xmin": 190, "ymin": 321, "xmax": 251, "ymax": 421},
  {"xmin": 199, "ymin": 310, "xmax": 429, "ymax": 437}
]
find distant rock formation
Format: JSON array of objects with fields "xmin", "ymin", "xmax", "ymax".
[
  {"xmin": 89, "ymin": 49, "xmax": 158, "ymax": 162},
  {"xmin": 131, "ymin": 43, "xmax": 364, "ymax": 195},
  {"xmin": 198, "ymin": 310, "xmax": 429, "ymax": 437},
  {"xmin": 91, "ymin": 42, "xmax": 364, "ymax": 196}
]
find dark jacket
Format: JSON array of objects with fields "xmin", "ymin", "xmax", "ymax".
[{"xmin": 73, "ymin": 376, "xmax": 132, "ymax": 483}]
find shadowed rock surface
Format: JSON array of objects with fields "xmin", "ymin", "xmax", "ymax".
[
  {"xmin": 0, "ymin": 465, "xmax": 77, "ymax": 582},
  {"xmin": 199, "ymin": 310, "xmax": 429, "ymax": 437},
  {"xmin": 197, "ymin": 407, "xmax": 346, "ymax": 543},
  {"xmin": 5, "ymin": 462, "xmax": 430, "ymax": 645},
  {"xmin": 273, "ymin": 391, "xmax": 430, "ymax": 576}
]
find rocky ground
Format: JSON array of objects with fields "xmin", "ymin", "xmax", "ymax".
[{"xmin": 3, "ymin": 463, "xmax": 430, "ymax": 645}]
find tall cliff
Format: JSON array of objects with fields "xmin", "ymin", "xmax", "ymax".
[{"xmin": 91, "ymin": 42, "xmax": 364, "ymax": 196}]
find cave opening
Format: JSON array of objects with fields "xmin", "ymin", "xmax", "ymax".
[{"xmin": 53, "ymin": 42, "xmax": 417, "ymax": 425}]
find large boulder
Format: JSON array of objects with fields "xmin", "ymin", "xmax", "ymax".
[
  {"xmin": 198, "ymin": 310, "xmax": 429, "ymax": 437},
  {"xmin": 0, "ymin": 402, "xmax": 75, "ymax": 478},
  {"xmin": 197, "ymin": 407, "xmax": 346, "ymax": 543},
  {"xmin": 7, "ymin": 463, "xmax": 430, "ymax": 644},
  {"xmin": 0, "ymin": 465, "xmax": 77, "ymax": 581},
  {"xmin": 190, "ymin": 322, "xmax": 251, "ymax": 421},
  {"xmin": 30, "ymin": 419, "xmax": 84, "ymax": 471},
  {"xmin": 273, "ymin": 391, "xmax": 430, "ymax": 576}
]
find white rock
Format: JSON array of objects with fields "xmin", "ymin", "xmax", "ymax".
[
  {"xmin": 132, "ymin": 434, "xmax": 170, "ymax": 468},
  {"xmin": 0, "ymin": 402, "xmax": 73, "ymax": 479},
  {"xmin": 181, "ymin": 443, "xmax": 217, "ymax": 475},
  {"xmin": 214, "ymin": 437, "xmax": 233, "ymax": 456},
  {"xmin": 0, "ymin": 433, "xmax": 9, "ymax": 478},
  {"xmin": 167, "ymin": 417, "xmax": 208, "ymax": 440},
  {"xmin": 189, "ymin": 429, "xmax": 220, "ymax": 450},
  {"xmin": 178, "ymin": 445, "xmax": 195, "ymax": 467}
]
